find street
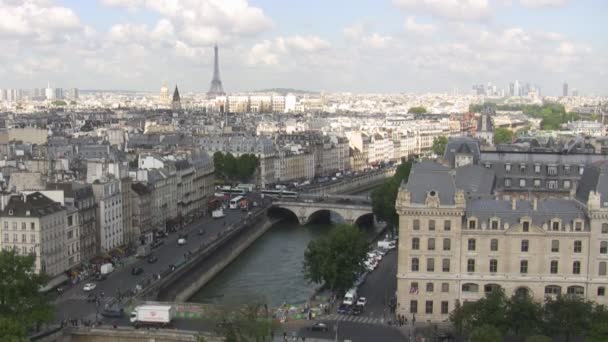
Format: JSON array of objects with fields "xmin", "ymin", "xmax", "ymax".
[{"xmin": 53, "ymin": 193, "xmax": 265, "ymax": 323}]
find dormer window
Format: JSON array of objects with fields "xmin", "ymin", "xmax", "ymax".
[
  {"xmin": 574, "ymin": 220, "xmax": 583, "ymax": 232},
  {"xmin": 491, "ymin": 219, "xmax": 499, "ymax": 230},
  {"xmin": 551, "ymin": 220, "xmax": 560, "ymax": 231},
  {"xmin": 522, "ymin": 221, "xmax": 530, "ymax": 232},
  {"xmin": 468, "ymin": 219, "xmax": 477, "ymax": 230}
]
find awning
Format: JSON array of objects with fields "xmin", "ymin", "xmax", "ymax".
[{"xmin": 39, "ymin": 274, "xmax": 69, "ymax": 293}]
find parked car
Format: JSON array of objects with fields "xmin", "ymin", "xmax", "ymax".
[
  {"xmin": 177, "ymin": 238, "xmax": 187, "ymax": 246},
  {"xmin": 309, "ymin": 322, "xmax": 329, "ymax": 332},
  {"xmin": 337, "ymin": 303, "xmax": 351, "ymax": 314},
  {"xmin": 101, "ymin": 308, "xmax": 124, "ymax": 318},
  {"xmin": 356, "ymin": 297, "xmax": 367, "ymax": 307},
  {"xmin": 147, "ymin": 255, "xmax": 158, "ymax": 264},
  {"xmin": 83, "ymin": 283, "xmax": 96, "ymax": 292},
  {"xmin": 131, "ymin": 267, "xmax": 144, "ymax": 276}
]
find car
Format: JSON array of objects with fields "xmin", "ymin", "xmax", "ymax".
[
  {"xmin": 351, "ymin": 305, "xmax": 363, "ymax": 316},
  {"xmin": 374, "ymin": 248, "xmax": 387, "ymax": 256},
  {"xmin": 309, "ymin": 322, "xmax": 329, "ymax": 332},
  {"xmin": 177, "ymin": 238, "xmax": 187, "ymax": 246},
  {"xmin": 131, "ymin": 267, "xmax": 144, "ymax": 276},
  {"xmin": 101, "ymin": 308, "xmax": 124, "ymax": 318},
  {"xmin": 147, "ymin": 255, "xmax": 158, "ymax": 263},
  {"xmin": 356, "ymin": 297, "xmax": 367, "ymax": 307},
  {"xmin": 154, "ymin": 231, "xmax": 167, "ymax": 239},
  {"xmin": 83, "ymin": 283, "xmax": 96, "ymax": 292},
  {"xmin": 337, "ymin": 303, "xmax": 351, "ymax": 314}
]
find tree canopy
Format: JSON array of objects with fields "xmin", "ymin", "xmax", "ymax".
[
  {"xmin": 432, "ymin": 136, "xmax": 448, "ymax": 157},
  {"xmin": 213, "ymin": 302, "xmax": 279, "ymax": 342},
  {"xmin": 0, "ymin": 250, "xmax": 53, "ymax": 340},
  {"xmin": 408, "ymin": 106, "xmax": 427, "ymax": 114},
  {"xmin": 302, "ymin": 224, "xmax": 368, "ymax": 294},
  {"xmin": 469, "ymin": 102, "xmax": 579, "ymax": 130},
  {"xmin": 371, "ymin": 161, "xmax": 412, "ymax": 228},
  {"xmin": 450, "ymin": 289, "xmax": 604, "ymax": 342},
  {"xmin": 213, "ymin": 152, "xmax": 259, "ymax": 182},
  {"xmin": 494, "ymin": 127, "xmax": 514, "ymax": 145}
]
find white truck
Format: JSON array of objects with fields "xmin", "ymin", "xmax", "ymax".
[
  {"xmin": 136, "ymin": 244, "xmax": 151, "ymax": 258},
  {"xmin": 212, "ymin": 208, "xmax": 225, "ymax": 218},
  {"xmin": 100, "ymin": 263, "xmax": 114, "ymax": 275},
  {"xmin": 130, "ymin": 305, "xmax": 176, "ymax": 328}
]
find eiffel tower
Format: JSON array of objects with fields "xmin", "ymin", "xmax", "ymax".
[{"xmin": 207, "ymin": 44, "xmax": 225, "ymax": 96}]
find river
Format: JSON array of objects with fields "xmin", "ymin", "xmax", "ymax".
[{"xmin": 189, "ymin": 220, "xmax": 336, "ymax": 308}]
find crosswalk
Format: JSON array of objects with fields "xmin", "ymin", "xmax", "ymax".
[{"xmin": 323, "ymin": 314, "xmax": 383, "ymax": 325}]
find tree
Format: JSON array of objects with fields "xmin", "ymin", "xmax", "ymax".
[
  {"xmin": 236, "ymin": 154, "xmax": 259, "ymax": 182},
  {"xmin": 588, "ymin": 304, "xmax": 608, "ymax": 342},
  {"xmin": 213, "ymin": 152, "xmax": 225, "ymax": 178},
  {"xmin": 471, "ymin": 288, "xmax": 508, "ymax": 334},
  {"xmin": 494, "ymin": 127, "xmax": 514, "ymax": 145},
  {"xmin": 213, "ymin": 302, "xmax": 279, "ymax": 342},
  {"xmin": 0, "ymin": 250, "xmax": 53, "ymax": 340},
  {"xmin": 371, "ymin": 161, "xmax": 412, "ymax": 227},
  {"xmin": 408, "ymin": 106, "xmax": 427, "ymax": 114},
  {"xmin": 450, "ymin": 300, "xmax": 476, "ymax": 336},
  {"xmin": 432, "ymin": 136, "xmax": 448, "ymax": 157},
  {"xmin": 470, "ymin": 324, "xmax": 502, "ymax": 342},
  {"xmin": 302, "ymin": 224, "xmax": 368, "ymax": 294},
  {"xmin": 223, "ymin": 153, "xmax": 237, "ymax": 180},
  {"xmin": 543, "ymin": 295, "xmax": 593, "ymax": 342},
  {"xmin": 506, "ymin": 291, "xmax": 542, "ymax": 336}
]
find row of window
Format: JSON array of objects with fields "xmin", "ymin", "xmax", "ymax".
[
  {"xmin": 504, "ymin": 178, "xmax": 570, "ymax": 190},
  {"xmin": 410, "ymin": 257, "xmax": 602, "ymax": 275},
  {"xmin": 413, "ymin": 237, "xmax": 590, "ymax": 254},
  {"xmin": 467, "ymin": 218, "xmax": 585, "ymax": 232},
  {"xmin": 493, "ymin": 163, "xmax": 583, "ymax": 176},
  {"xmin": 3, "ymin": 222, "xmax": 36, "ymax": 231},
  {"xmin": 409, "ymin": 300, "xmax": 449, "ymax": 315},
  {"xmin": 3, "ymin": 233, "xmax": 36, "ymax": 244},
  {"xmin": 412, "ymin": 219, "xmax": 451, "ymax": 231}
]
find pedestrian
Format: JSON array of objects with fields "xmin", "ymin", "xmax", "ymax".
[
  {"xmin": 283, "ymin": 331, "xmax": 288, "ymax": 341},
  {"xmin": 412, "ymin": 314, "xmax": 416, "ymax": 326}
]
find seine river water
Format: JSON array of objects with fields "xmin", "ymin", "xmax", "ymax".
[{"xmin": 189, "ymin": 220, "xmax": 335, "ymax": 308}]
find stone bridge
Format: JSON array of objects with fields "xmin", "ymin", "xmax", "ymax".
[{"xmin": 272, "ymin": 195, "xmax": 374, "ymax": 225}]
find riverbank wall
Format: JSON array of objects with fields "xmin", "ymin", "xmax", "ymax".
[{"xmin": 148, "ymin": 209, "xmax": 278, "ymax": 302}]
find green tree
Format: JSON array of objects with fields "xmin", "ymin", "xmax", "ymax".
[
  {"xmin": 213, "ymin": 152, "xmax": 225, "ymax": 178},
  {"xmin": 543, "ymin": 295, "xmax": 593, "ymax": 342},
  {"xmin": 236, "ymin": 154, "xmax": 259, "ymax": 182},
  {"xmin": 223, "ymin": 153, "xmax": 237, "ymax": 180},
  {"xmin": 494, "ymin": 127, "xmax": 514, "ymax": 145},
  {"xmin": 526, "ymin": 335, "xmax": 551, "ymax": 342},
  {"xmin": 432, "ymin": 136, "xmax": 448, "ymax": 157},
  {"xmin": 214, "ymin": 302, "xmax": 278, "ymax": 342},
  {"xmin": 302, "ymin": 224, "xmax": 368, "ymax": 294},
  {"xmin": 450, "ymin": 300, "xmax": 476, "ymax": 336},
  {"xmin": 506, "ymin": 291, "xmax": 542, "ymax": 336},
  {"xmin": 407, "ymin": 106, "xmax": 427, "ymax": 114},
  {"xmin": 370, "ymin": 161, "xmax": 412, "ymax": 227},
  {"xmin": 470, "ymin": 324, "xmax": 502, "ymax": 342},
  {"xmin": 588, "ymin": 304, "xmax": 608, "ymax": 342},
  {"xmin": 472, "ymin": 288, "xmax": 509, "ymax": 334},
  {"xmin": 0, "ymin": 250, "xmax": 53, "ymax": 340}
]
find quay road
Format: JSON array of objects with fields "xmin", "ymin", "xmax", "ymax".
[{"xmin": 53, "ymin": 193, "xmax": 268, "ymax": 323}]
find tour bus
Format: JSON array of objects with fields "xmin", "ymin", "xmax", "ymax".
[
  {"xmin": 230, "ymin": 196, "xmax": 244, "ymax": 209},
  {"xmin": 260, "ymin": 189, "xmax": 298, "ymax": 199}
]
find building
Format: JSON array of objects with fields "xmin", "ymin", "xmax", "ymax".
[
  {"xmin": 395, "ymin": 160, "xmax": 608, "ymax": 322},
  {"xmin": 563, "ymin": 82, "xmax": 569, "ymax": 97},
  {"xmin": 92, "ymin": 178, "xmax": 124, "ymax": 252},
  {"xmin": 159, "ymin": 83, "xmax": 170, "ymax": 104},
  {"xmin": 273, "ymin": 150, "xmax": 315, "ymax": 182},
  {"xmin": 172, "ymin": 86, "xmax": 181, "ymax": 112},
  {"xmin": 130, "ymin": 183, "xmax": 153, "ymax": 243},
  {"xmin": 0, "ymin": 192, "xmax": 68, "ymax": 277}
]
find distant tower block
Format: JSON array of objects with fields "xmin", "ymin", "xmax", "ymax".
[
  {"xmin": 160, "ymin": 83, "xmax": 170, "ymax": 104},
  {"xmin": 207, "ymin": 44, "xmax": 225, "ymax": 96},
  {"xmin": 172, "ymin": 85, "xmax": 181, "ymax": 111}
]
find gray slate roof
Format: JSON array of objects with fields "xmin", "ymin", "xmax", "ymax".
[
  {"xmin": 455, "ymin": 164, "xmax": 495, "ymax": 194},
  {"xmin": 443, "ymin": 137, "xmax": 481, "ymax": 168},
  {"xmin": 404, "ymin": 161, "xmax": 456, "ymax": 205},
  {"xmin": 575, "ymin": 160, "xmax": 608, "ymax": 207}
]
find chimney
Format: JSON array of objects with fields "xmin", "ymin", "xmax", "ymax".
[
  {"xmin": 511, "ymin": 197, "xmax": 517, "ymax": 210},
  {"xmin": 532, "ymin": 197, "xmax": 538, "ymax": 211}
]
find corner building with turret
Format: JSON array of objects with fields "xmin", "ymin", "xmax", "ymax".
[{"xmin": 395, "ymin": 159, "xmax": 608, "ymax": 322}]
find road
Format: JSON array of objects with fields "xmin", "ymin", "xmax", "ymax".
[{"xmin": 53, "ymin": 193, "xmax": 266, "ymax": 323}]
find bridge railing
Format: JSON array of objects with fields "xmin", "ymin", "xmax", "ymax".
[{"xmin": 275, "ymin": 194, "xmax": 372, "ymax": 205}]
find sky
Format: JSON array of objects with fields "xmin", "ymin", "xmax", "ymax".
[{"xmin": 0, "ymin": 0, "xmax": 606, "ymax": 95}]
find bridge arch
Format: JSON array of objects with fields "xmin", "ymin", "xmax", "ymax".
[
  {"xmin": 305, "ymin": 209, "xmax": 345, "ymax": 225},
  {"xmin": 267, "ymin": 206, "xmax": 299, "ymax": 224},
  {"xmin": 354, "ymin": 213, "xmax": 375, "ymax": 227}
]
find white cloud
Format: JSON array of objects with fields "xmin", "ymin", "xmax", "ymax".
[
  {"xmin": 404, "ymin": 16, "xmax": 436, "ymax": 35},
  {"xmin": 0, "ymin": 0, "xmax": 81, "ymax": 41},
  {"xmin": 101, "ymin": 0, "xmax": 273, "ymax": 46},
  {"xmin": 362, "ymin": 33, "xmax": 393, "ymax": 49},
  {"xmin": 247, "ymin": 35, "xmax": 330, "ymax": 66},
  {"xmin": 520, "ymin": 0, "xmax": 567, "ymax": 8},
  {"xmin": 343, "ymin": 23, "xmax": 365, "ymax": 40},
  {"xmin": 393, "ymin": 0, "xmax": 491, "ymax": 21}
]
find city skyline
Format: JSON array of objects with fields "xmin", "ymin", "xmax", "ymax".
[{"xmin": 0, "ymin": 0, "xmax": 606, "ymax": 95}]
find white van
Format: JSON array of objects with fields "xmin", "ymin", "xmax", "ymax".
[{"xmin": 343, "ymin": 288, "xmax": 358, "ymax": 306}]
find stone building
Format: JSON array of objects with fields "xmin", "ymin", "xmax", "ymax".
[
  {"xmin": 0, "ymin": 192, "xmax": 67, "ymax": 277},
  {"xmin": 395, "ymin": 160, "xmax": 608, "ymax": 322}
]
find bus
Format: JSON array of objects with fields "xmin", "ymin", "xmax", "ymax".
[
  {"xmin": 215, "ymin": 186, "xmax": 246, "ymax": 196},
  {"xmin": 230, "ymin": 196, "xmax": 244, "ymax": 209},
  {"xmin": 261, "ymin": 189, "xmax": 298, "ymax": 199}
]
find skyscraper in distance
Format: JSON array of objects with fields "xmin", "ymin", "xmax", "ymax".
[
  {"xmin": 563, "ymin": 82, "xmax": 569, "ymax": 97},
  {"xmin": 207, "ymin": 44, "xmax": 225, "ymax": 96}
]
